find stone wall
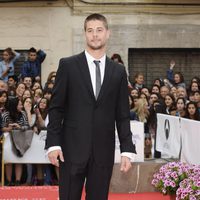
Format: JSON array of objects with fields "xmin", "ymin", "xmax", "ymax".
[{"xmin": 0, "ymin": 2, "xmax": 200, "ymax": 85}]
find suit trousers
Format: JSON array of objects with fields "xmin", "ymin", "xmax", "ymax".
[{"xmin": 59, "ymin": 156, "xmax": 113, "ymax": 200}]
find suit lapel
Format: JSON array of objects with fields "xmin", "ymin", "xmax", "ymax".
[
  {"xmin": 76, "ymin": 52, "xmax": 96, "ymax": 101},
  {"xmin": 97, "ymin": 57, "xmax": 114, "ymax": 104}
]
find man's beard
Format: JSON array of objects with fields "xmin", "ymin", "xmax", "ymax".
[{"xmin": 87, "ymin": 42, "xmax": 106, "ymax": 50}]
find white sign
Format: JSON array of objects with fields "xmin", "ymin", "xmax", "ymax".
[
  {"xmin": 3, "ymin": 131, "xmax": 50, "ymax": 164},
  {"xmin": 115, "ymin": 121, "xmax": 144, "ymax": 163},
  {"xmin": 156, "ymin": 114, "xmax": 181, "ymax": 158},
  {"xmin": 4, "ymin": 121, "xmax": 144, "ymax": 164}
]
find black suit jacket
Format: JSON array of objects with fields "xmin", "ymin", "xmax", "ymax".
[{"xmin": 46, "ymin": 52, "xmax": 136, "ymax": 166}]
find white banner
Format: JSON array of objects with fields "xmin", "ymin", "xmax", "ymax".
[
  {"xmin": 180, "ymin": 118, "xmax": 200, "ymax": 165},
  {"xmin": 115, "ymin": 121, "xmax": 144, "ymax": 162},
  {"xmin": 156, "ymin": 114, "xmax": 181, "ymax": 158},
  {"xmin": 3, "ymin": 121, "xmax": 144, "ymax": 164},
  {"xmin": 3, "ymin": 131, "xmax": 50, "ymax": 164}
]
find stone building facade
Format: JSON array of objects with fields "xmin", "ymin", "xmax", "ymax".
[{"xmin": 0, "ymin": 0, "xmax": 200, "ymax": 86}]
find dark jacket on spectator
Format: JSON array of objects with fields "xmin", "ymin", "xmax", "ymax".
[{"xmin": 21, "ymin": 50, "xmax": 46, "ymax": 78}]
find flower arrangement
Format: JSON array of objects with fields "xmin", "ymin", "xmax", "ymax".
[
  {"xmin": 176, "ymin": 165, "xmax": 200, "ymax": 200},
  {"xmin": 152, "ymin": 161, "xmax": 200, "ymax": 200},
  {"xmin": 152, "ymin": 162, "xmax": 192, "ymax": 195}
]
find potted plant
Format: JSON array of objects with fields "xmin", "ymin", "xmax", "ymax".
[
  {"xmin": 151, "ymin": 162, "xmax": 193, "ymax": 200},
  {"xmin": 176, "ymin": 165, "xmax": 200, "ymax": 200}
]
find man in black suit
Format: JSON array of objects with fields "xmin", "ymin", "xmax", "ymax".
[{"xmin": 46, "ymin": 13, "xmax": 136, "ymax": 200}]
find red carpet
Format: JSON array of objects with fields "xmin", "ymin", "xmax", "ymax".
[{"xmin": 0, "ymin": 186, "xmax": 172, "ymax": 200}]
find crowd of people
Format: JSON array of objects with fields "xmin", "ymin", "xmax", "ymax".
[
  {"xmin": 0, "ymin": 48, "xmax": 199, "ymax": 186},
  {"xmin": 0, "ymin": 47, "xmax": 58, "ymax": 186}
]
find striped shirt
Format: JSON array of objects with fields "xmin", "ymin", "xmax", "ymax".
[{"xmin": 1, "ymin": 111, "xmax": 29, "ymax": 128}]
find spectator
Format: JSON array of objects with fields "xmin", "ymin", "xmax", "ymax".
[
  {"xmin": 0, "ymin": 48, "xmax": 20, "ymax": 82},
  {"xmin": 193, "ymin": 91, "xmax": 200, "ymax": 112},
  {"xmin": 151, "ymin": 84, "xmax": 160, "ymax": 94},
  {"xmin": 130, "ymin": 88, "xmax": 139, "ymax": 98},
  {"xmin": 1, "ymin": 97, "xmax": 29, "ymax": 186},
  {"xmin": 164, "ymin": 94, "xmax": 176, "ymax": 115},
  {"xmin": 22, "ymin": 89, "xmax": 33, "ymax": 101},
  {"xmin": 132, "ymin": 72, "xmax": 145, "ymax": 91},
  {"xmin": 22, "ymin": 97, "xmax": 37, "ymax": 185},
  {"xmin": 149, "ymin": 93, "xmax": 159, "ymax": 107},
  {"xmin": 152, "ymin": 78, "xmax": 164, "ymax": 87},
  {"xmin": 32, "ymin": 81, "xmax": 42, "ymax": 92},
  {"xmin": 167, "ymin": 60, "xmax": 186, "ymax": 88},
  {"xmin": 184, "ymin": 101, "xmax": 200, "ymax": 121},
  {"xmin": 177, "ymin": 86, "xmax": 187, "ymax": 99},
  {"xmin": 111, "ymin": 53, "xmax": 124, "ymax": 65},
  {"xmin": 7, "ymin": 75, "xmax": 18, "ymax": 89},
  {"xmin": 0, "ymin": 80, "xmax": 8, "ymax": 91},
  {"xmin": 0, "ymin": 90, "xmax": 8, "ymax": 113},
  {"xmin": 170, "ymin": 86, "xmax": 178, "ymax": 100},
  {"xmin": 21, "ymin": 47, "xmax": 46, "ymax": 81},
  {"xmin": 16, "ymin": 83, "xmax": 26, "ymax": 100},
  {"xmin": 173, "ymin": 97, "xmax": 186, "ymax": 117},
  {"xmin": 130, "ymin": 98, "xmax": 149, "ymax": 122},
  {"xmin": 141, "ymin": 87, "xmax": 150, "ymax": 98},
  {"xmin": 34, "ymin": 97, "xmax": 50, "ymax": 185},
  {"xmin": 188, "ymin": 81, "xmax": 200, "ymax": 92},
  {"xmin": 160, "ymin": 85, "xmax": 170, "ymax": 99},
  {"xmin": 43, "ymin": 71, "xmax": 56, "ymax": 91},
  {"xmin": 23, "ymin": 76, "xmax": 32, "ymax": 89},
  {"xmin": 43, "ymin": 88, "xmax": 52, "ymax": 101},
  {"xmin": 33, "ymin": 88, "xmax": 43, "ymax": 105}
]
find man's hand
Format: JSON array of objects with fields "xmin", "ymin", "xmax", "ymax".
[
  {"xmin": 120, "ymin": 156, "xmax": 132, "ymax": 173},
  {"xmin": 48, "ymin": 149, "xmax": 64, "ymax": 167}
]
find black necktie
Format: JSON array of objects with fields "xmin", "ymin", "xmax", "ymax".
[{"xmin": 93, "ymin": 60, "xmax": 101, "ymax": 99}]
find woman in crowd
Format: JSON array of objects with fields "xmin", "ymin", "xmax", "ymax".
[
  {"xmin": 23, "ymin": 97, "xmax": 37, "ymax": 185},
  {"xmin": 43, "ymin": 71, "xmax": 56, "ymax": 91},
  {"xmin": 130, "ymin": 98, "xmax": 149, "ymax": 124},
  {"xmin": 0, "ymin": 90, "xmax": 8, "ymax": 113},
  {"xmin": 15, "ymin": 83, "xmax": 26, "ymax": 100},
  {"xmin": 170, "ymin": 86, "xmax": 178, "ymax": 100},
  {"xmin": 34, "ymin": 97, "xmax": 50, "ymax": 185},
  {"xmin": 22, "ymin": 88, "xmax": 33, "ymax": 101},
  {"xmin": 111, "ymin": 53, "xmax": 124, "ymax": 65},
  {"xmin": 33, "ymin": 88, "xmax": 43, "ymax": 106},
  {"xmin": 32, "ymin": 81, "xmax": 42, "ymax": 92},
  {"xmin": 163, "ymin": 94, "xmax": 176, "ymax": 115},
  {"xmin": 151, "ymin": 84, "xmax": 160, "ymax": 94},
  {"xmin": 141, "ymin": 87, "xmax": 150, "ymax": 98},
  {"xmin": 149, "ymin": 93, "xmax": 159, "ymax": 107},
  {"xmin": 132, "ymin": 72, "xmax": 145, "ymax": 91},
  {"xmin": 188, "ymin": 81, "xmax": 200, "ymax": 93},
  {"xmin": 173, "ymin": 97, "xmax": 186, "ymax": 117},
  {"xmin": 130, "ymin": 88, "xmax": 139, "ymax": 98},
  {"xmin": 1, "ymin": 97, "xmax": 29, "ymax": 186},
  {"xmin": 184, "ymin": 101, "xmax": 200, "ymax": 121},
  {"xmin": 153, "ymin": 78, "xmax": 164, "ymax": 87},
  {"xmin": 0, "ymin": 48, "xmax": 20, "ymax": 82}
]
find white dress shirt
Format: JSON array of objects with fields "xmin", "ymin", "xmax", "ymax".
[{"xmin": 47, "ymin": 50, "xmax": 135, "ymax": 161}]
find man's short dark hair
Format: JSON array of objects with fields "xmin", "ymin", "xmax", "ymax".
[
  {"xmin": 29, "ymin": 47, "xmax": 37, "ymax": 53},
  {"xmin": 8, "ymin": 75, "xmax": 18, "ymax": 82},
  {"xmin": 84, "ymin": 13, "xmax": 108, "ymax": 31}
]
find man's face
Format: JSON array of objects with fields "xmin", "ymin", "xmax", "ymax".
[
  {"xmin": 160, "ymin": 86, "xmax": 169, "ymax": 98},
  {"xmin": 85, "ymin": 20, "xmax": 110, "ymax": 51},
  {"xmin": 177, "ymin": 88, "xmax": 186, "ymax": 98},
  {"xmin": 28, "ymin": 52, "xmax": 37, "ymax": 61},
  {"xmin": 8, "ymin": 78, "xmax": 16, "ymax": 87},
  {"xmin": 23, "ymin": 77, "xmax": 32, "ymax": 88}
]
